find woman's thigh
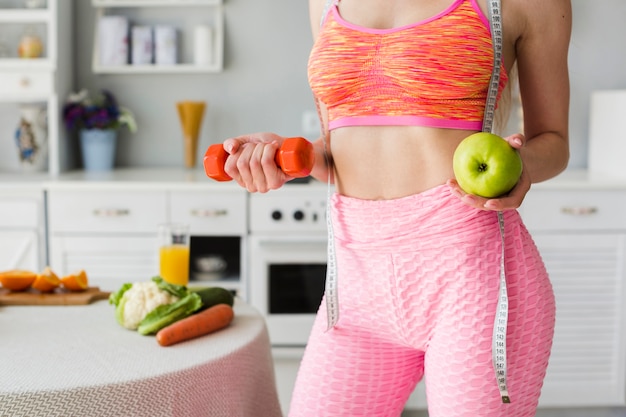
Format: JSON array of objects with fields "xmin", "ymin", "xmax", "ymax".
[
  {"xmin": 424, "ymin": 223, "xmax": 555, "ymax": 417},
  {"xmin": 288, "ymin": 304, "xmax": 425, "ymax": 417}
]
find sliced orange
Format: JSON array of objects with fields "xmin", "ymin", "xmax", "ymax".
[
  {"xmin": 31, "ymin": 266, "xmax": 61, "ymax": 293},
  {"xmin": 60, "ymin": 269, "xmax": 89, "ymax": 292},
  {"xmin": 0, "ymin": 270, "xmax": 37, "ymax": 291}
]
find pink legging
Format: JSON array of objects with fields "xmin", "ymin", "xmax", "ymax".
[{"xmin": 288, "ymin": 185, "xmax": 555, "ymax": 417}]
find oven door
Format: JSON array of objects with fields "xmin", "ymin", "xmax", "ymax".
[{"xmin": 249, "ymin": 235, "xmax": 327, "ymax": 346}]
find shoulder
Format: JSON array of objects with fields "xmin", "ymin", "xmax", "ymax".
[
  {"xmin": 309, "ymin": 0, "xmax": 328, "ymax": 39},
  {"xmin": 504, "ymin": 0, "xmax": 571, "ymax": 44}
]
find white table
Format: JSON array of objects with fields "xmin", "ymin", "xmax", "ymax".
[{"xmin": 0, "ymin": 299, "xmax": 282, "ymax": 417}]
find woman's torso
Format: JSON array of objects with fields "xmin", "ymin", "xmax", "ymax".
[{"xmin": 308, "ymin": 0, "xmax": 521, "ymax": 200}]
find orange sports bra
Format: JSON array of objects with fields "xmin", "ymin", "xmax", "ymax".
[{"xmin": 308, "ymin": 0, "xmax": 509, "ymax": 131}]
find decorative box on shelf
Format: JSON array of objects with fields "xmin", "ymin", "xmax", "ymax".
[{"xmin": 91, "ymin": 0, "xmax": 224, "ymax": 74}]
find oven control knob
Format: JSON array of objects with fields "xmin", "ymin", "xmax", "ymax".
[
  {"xmin": 293, "ymin": 210, "xmax": 305, "ymax": 221},
  {"xmin": 271, "ymin": 210, "xmax": 283, "ymax": 221}
]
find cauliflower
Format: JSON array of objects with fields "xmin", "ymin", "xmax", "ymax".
[
  {"xmin": 114, "ymin": 281, "xmax": 179, "ymax": 330},
  {"xmin": 109, "ymin": 276, "xmax": 203, "ymax": 335}
]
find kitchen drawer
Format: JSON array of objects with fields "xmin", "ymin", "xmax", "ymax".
[
  {"xmin": 169, "ymin": 191, "xmax": 247, "ymax": 235},
  {"xmin": 48, "ymin": 190, "xmax": 167, "ymax": 233},
  {"xmin": 0, "ymin": 199, "xmax": 40, "ymax": 228},
  {"xmin": 0, "ymin": 71, "xmax": 53, "ymax": 98},
  {"xmin": 49, "ymin": 235, "xmax": 158, "ymax": 291},
  {"xmin": 521, "ymin": 189, "xmax": 626, "ymax": 231}
]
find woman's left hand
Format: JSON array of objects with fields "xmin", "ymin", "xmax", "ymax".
[{"xmin": 447, "ymin": 133, "xmax": 531, "ymax": 211}]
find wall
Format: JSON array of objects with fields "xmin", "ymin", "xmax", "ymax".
[
  {"xmin": 72, "ymin": 0, "xmax": 315, "ymax": 169},
  {"xmin": 567, "ymin": 0, "xmax": 626, "ymax": 169},
  {"xmin": 1, "ymin": 0, "xmax": 624, "ymax": 172},
  {"xmin": 72, "ymin": 0, "xmax": 626, "ymax": 172}
]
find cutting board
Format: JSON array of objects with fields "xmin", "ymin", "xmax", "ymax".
[{"xmin": 0, "ymin": 287, "xmax": 110, "ymax": 306}]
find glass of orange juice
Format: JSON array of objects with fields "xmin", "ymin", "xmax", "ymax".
[{"xmin": 158, "ymin": 223, "xmax": 190, "ymax": 286}]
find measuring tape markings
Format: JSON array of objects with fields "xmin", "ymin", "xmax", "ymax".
[
  {"xmin": 485, "ymin": 0, "xmax": 511, "ymax": 404},
  {"xmin": 318, "ymin": 0, "xmax": 340, "ymax": 331}
]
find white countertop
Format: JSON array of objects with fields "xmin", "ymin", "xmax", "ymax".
[
  {"xmin": 1, "ymin": 167, "xmax": 626, "ymax": 191},
  {"xmin": 531, "ymin": 169, "xmax": 626, "ymax": 190},
  {"xmin": 44, "ymin": 168, "xmax": 248, "ymax": 191},
  {"xmin": 0, "ymin": 167, "xmax": 329, "ymax": 192}
]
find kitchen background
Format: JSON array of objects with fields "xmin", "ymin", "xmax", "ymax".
[
  {"xmin": 2, "ymin": 1, "xmax": 626, "ymax": 416},
  {"xmin": 1, "ymin": 0, "xmax": 316, "ymax": 171},
  {"xmin": 0, "ymin": 0, "xmax": 625, "ymax": 172}
]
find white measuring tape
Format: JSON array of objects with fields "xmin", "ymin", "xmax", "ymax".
[
  {"xmin": 484, "ymin": 0, "xmax": 511, "ymax": 404},
  {"xmin": 317, "ymin": 0, "xmax": 510, "ymax": 403},
  {"xmin": 319, "ymin": 0, "xmax": 340, "ymax": 331},
  {"xmin": 493, "ymin": 212, "xmax": 511, "ymax": 403}
]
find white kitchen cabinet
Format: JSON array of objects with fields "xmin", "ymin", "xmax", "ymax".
[
  {"xmin": 0, "ymin": 0, "xmax": 74, "ymax": 175},
  {"xmin": 0, "ymin": 187, "xmax": 46, "ymax": 271},
  {"xmin": 48, "ymin": 189, "xmax": 168, "ymax": 234},
  {"xmin": 169, "ymin": 189, "xmax": 248, "ymax": 299},
  {"xmin": 48, "ymin": 235, "xmax": 158, "ymax": 292},
  {"xmin": 522, "ymin": 188, "xmax": 626, "ymax": 407},
  {"xmin": 91, "ymin": 0, "xmax": 224, "ymax": 74},
  {"xmin": 45, "ymin": 171, "xmax": 249, "ymax": 297},
  {"xmin": 169, "ymin": 190, "xmax": 246, "ymax": 235},
  {"xmin": 47, "ymin": 188, "xmax": 168, "ymax": 289}
]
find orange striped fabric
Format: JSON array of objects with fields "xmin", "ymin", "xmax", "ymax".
[{"xmin": 308, "ymin": 0, "xmax": 509, "ymax": 131}]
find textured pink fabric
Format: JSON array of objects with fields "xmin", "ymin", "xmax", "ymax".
[{"xmin": 288, "ymin": 185, "xmax": 555, "ymax": 417}]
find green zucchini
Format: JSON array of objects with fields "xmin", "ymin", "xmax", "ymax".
[{"xmin": 190, "ymin": 286, "xmax": 234, "ymax": 311}]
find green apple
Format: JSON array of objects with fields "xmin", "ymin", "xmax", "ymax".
[{"xmin": 452, "ymin": 132, "xmax": 523, "ymax": 198}]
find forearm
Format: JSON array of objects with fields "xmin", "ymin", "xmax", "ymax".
[
  {"xmin": 309, "ymin": 136, "xmax": 334, "ymax": 184},
  {"xmin": 519, "ymin": 131, "xmax": 569, "ymax": 184}
]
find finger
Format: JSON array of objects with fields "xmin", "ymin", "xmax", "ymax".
[
  {"xmin": 505, "ymin": 133, "xmax": 524, "ymax": 150},
  {"xmin": 484, "ymin": 170, "xmax": 531, "ymax": 211},
  {"xmin": 222, "ymin": 147, "xmax": 241, "ymax": 183},
  {"xmin": 260, "ymin": 142, "xmax": 288, "ymax": 190},
  {"xmin": 224, "ymin": 134, "xmax": 266, "ymax": 154},
  {"xmin": 223, "ymin": 138, "xmax": 241, "ymax": 155},
  {"xmin": 249, "ymin": 143, "xmax": 269, "ymax": 193},
  {"xmin": 232, "ymin": 143, "xmax": 256, "ymax": 190},
  {"xmin": 447, "ymin": 179, "xmax": 490, "ymax": 210}
]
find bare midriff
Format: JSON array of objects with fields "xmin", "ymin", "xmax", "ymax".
[{"xmin": 329, "ymin": 125, "xmax": 477, "ymax": 200}]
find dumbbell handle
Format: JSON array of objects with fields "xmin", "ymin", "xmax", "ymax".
[{"xmin": 203, "ymin": 137, "xmax": 315, "ymax": 182}]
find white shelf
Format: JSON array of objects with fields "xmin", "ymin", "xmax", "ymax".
[
  {"xmin": 0, "ymin": 9, "xmax": 51, "ymax": 22},
  {"xmin": 0, "ymin": 93, "xmax": 49, "ymax": 103},
  {"xmin": 91, "ymin": 1, "xmax": 224, "ymax": 74},
  {"xmin": 0, "ymin": 58, "xmax": 54, "ymax": 70},
  {"xmin": 93, "ymin": 63, "xmax": 220, "ymax": 74},
  {"xmin": 92, "ymin": 0, "xmax": 221, "ymax": 7}
]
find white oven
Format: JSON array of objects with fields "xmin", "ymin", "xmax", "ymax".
[{"xmin": 248, "ymin": 182, "xmax": 328, "ymax": 347}]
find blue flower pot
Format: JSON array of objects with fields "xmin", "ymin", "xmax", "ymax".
[{"xmin": 80, "ymin": 129, "xmax": 117, "ymax": 171}]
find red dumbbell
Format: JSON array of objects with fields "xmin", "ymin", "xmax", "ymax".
[{"xmin": 203, "ymin": 137, "xmax": 315, "ymax": 182}]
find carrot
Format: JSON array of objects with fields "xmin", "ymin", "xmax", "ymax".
[{"xmin": 156, "ymin": 303, "xmax": 234, "ymax": 347}]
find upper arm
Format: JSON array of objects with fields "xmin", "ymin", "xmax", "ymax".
[
  {"xmin": 514, "ymin": 0, "xmax": 572, "ymax": 142},
  {"xmin": 309, "ymin": 0, "xmax": 326, "ymax": 40}
]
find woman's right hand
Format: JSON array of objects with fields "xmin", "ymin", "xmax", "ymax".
[{"xmin": 222, "ymin": 132, "xmax": 293, "ymax": 193}]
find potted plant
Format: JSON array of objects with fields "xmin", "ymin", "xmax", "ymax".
[{"xmin": 63, "ymin": 89, "xmax": 137, "ymax": 171}]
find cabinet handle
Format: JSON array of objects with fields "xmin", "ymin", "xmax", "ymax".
[
  {"xmin": 560, "ymin": 206, "xmax": 598, "ymax": 216},
  {"xmin": 190, "ymin": 209, "xmax": 228, "ymax": 218},
  {"xmin": 93, "ymin": 208, "xmax": 130, "ymax": 217}
]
